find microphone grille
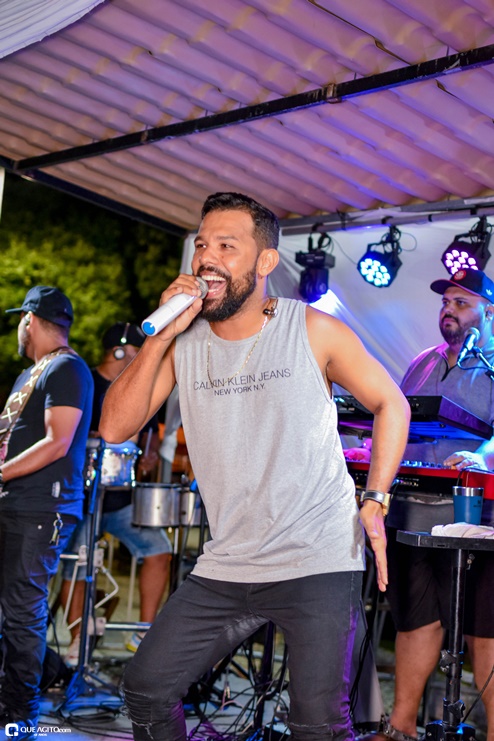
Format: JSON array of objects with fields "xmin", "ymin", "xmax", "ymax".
[
  {"xmin": 468, "ymin": 327, "xmax": 481, "ymax": 341},
  {"xmin": 196, "ymin": 276, "xmax": 209, "ymax": 299}
]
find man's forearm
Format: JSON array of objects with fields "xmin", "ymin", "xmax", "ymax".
[
  {"xmin": 366, "ymin": 398, "xmax": 410, "ymax": 493},
  {"xmin": 100, "ymin": 338, "xmax": 173, "ymax": 443},
  {"xmin": 2, "ymin": 437, "xmax": 68, "ymax": 482}
]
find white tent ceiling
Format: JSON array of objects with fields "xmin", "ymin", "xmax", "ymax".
[
  {"xmin": 0, "ymin": 0, "xmax": 106, "ymax": 59},
  {"xmin": 1, "ymin": 0, "xmax": 494, "ymax": 236}
]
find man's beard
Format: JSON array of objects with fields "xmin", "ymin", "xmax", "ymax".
[
  {"xmin": 200, "ymin": 264, "xmax": 257, "ymax": 322},
  {"xmin": 440, "ymin": 318, "xmax": 478, "ymax": 346},
  {"xmin": 18, "ymin": 330, "xmax": 28, "ymax": 357}
]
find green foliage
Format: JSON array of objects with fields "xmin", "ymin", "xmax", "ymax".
[
  {"xmin": 134, "ymin": 228, "xmax": 181, "ymax": 312},
  {"xmin": 0, "ymin": 174, "xmax": 184, "ymax": 402}
]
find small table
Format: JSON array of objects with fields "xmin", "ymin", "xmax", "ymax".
[{"xmin": 397, "ymin": 531, "xmax": 494, "ymax": 741}]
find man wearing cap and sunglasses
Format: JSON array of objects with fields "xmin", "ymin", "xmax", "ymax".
[
  {"xmin": 0, "ymin": 285, "xmax": 93, "ymax": 738},
  {"xmin": 346, "ymin": 267, "xmax": 494, "ymax": 741}
]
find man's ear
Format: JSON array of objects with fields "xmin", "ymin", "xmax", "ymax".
[
  {"xmin": 257, "ymin": 249, "xmax": 279, "ymax": 277},
  {"xmin": 486, "ymin": 304, "xmax": 494, "ymax": 321}
]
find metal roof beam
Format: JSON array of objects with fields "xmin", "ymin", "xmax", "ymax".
[
  {"xmin": 279, "ymin": 198, "xmax": 494, "ymax": 235},
  {"xmin": 12, "ymin": 44, "xmax": 494, "ymax": 173}
]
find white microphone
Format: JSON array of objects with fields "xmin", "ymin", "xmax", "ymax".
[
  {"xmin": 457, "ymin": 326, "xmax": 480, "ymax": 364},
  {"xmin": 141, "ymin": 277, "xmax": 208, "ymax": 337}
]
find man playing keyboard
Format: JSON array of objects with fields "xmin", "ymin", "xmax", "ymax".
[{"xmin": 346, "ymin": 267, "xmax": 494, "ymax": 741}]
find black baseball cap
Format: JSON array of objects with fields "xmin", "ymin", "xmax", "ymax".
[
  {"xmin": 5, "ymin": 285, "xmax": 73, "ymax": 327},
  {"xmin": 102, "ymin": 322, "xmax": 146, "ymax": 350},
  {"xmin": 430, "ymin": 268, "xmax": 494, "ymax": 303}
]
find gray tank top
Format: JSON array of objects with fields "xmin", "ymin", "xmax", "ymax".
[{"xmin": 175, "ymin": 298, "xmax": 365, "ymax": 582}]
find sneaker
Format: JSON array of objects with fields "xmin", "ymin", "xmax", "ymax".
[
  {"xmin": 125, "ymin": 632, "xmax": 146, "ymax": 653},
  {"xmin": 64, "ymin": 634, "xmax": 80, "ymax": 667}
]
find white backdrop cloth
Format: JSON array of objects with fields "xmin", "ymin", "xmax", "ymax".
[{"xmin": 0, "ymin": 0, "xmax": 106, "ymax": 59}]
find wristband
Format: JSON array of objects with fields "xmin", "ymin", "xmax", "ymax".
[{"xmin": 360, "ymin": 489, "xmax": 391, "ymax": 516}]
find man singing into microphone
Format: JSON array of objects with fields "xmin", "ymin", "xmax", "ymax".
[
  {"xmin": 346, "ymin": 267, "xmax": 494, "ymax": 741},
  {"xmin": 100, "ymin": 191, "xmax": 410, "ymax": 741}
]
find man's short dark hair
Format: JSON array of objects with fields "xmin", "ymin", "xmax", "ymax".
[{"xmin": 201, "ymin": 192, "xmax": 279, "ymax": 252}]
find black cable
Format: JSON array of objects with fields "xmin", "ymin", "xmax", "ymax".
[
  {"xmin": 40, "ymin": 605, "xmax": 67, "ymax": 694},
  {"xmin": 463, "ymin": 662, "xmax": 494, "ymax": 723},
  {"xmin": 186, "ymin": 640, "xmax": 289, "ymax": 741}
]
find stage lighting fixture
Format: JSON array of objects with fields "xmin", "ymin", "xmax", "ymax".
[
  {"xmin": 357, "ymin": 226, "xmax": 403, "ymax": 288},
  {"xmin": 441, "ymin": 216, "xmax": 493, "ymax": 275},
  {"xmin": 296, "ymin": 227, "xmax": 335, "ymax": 303}
]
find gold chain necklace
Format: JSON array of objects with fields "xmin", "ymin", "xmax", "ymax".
[{"xmin": 207, "ymin": 315, "xmax": 268, "ymax": 387}]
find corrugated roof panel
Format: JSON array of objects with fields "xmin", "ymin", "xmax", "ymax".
[
  {"xmin": 174, "ymin": 0, "xmax": 351, "ymax": 83},
  {"xmin": 49, "ymin": 158, "xmax": 199, "ymax": 225},
  {"xmin": 89, "ymin": 6, "xmax": 284, "ymax": 104},
  {"xmin": 387, "ymin": 0, "xmax": 494, "ymax": 50},
  {"xmin": 283, "ymin": 104, "xmax": 472, "ymax": 197},
  {"xmin": 438, "ymin": 68, "xmax": 494, "ymax": 120},
  {"xmin": 301, "ymin": 0, "xmax": 447, "ymax": 63},
  {"xmin": 464, "ymin": 0, "xmax": 494, "ymax": 24},
  {"xmin": 247, "ymin": 0, "xmax": 408, "ymax": 74},
  {"xmin": 62, "ymin": 26, "xmax": 247, "ymax": 117},
  {"xmin": 351, "ymin": 88, "xmax": 494, "ymax": 189},
  {"xmin": 233, "ymin": 115, "xmax": 415, "ymax": 206},
  {"xmin": 156, "ymin": 135, "xmax": 320, "ymax": 215}
]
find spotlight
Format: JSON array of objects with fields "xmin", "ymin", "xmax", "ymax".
[
  {"xmin": 357, "ymin": 226, "xmax": 403, "ymax": 288},
  {"xmin": 296, "ymin": 227, "xmax": 335, "ymax": 303},
  {"xmin": 441, "ymin": 216, "xmax": 492, "ymax": 275}
]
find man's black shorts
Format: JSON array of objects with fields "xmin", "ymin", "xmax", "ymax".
[{"xmin": 386, "ymin": 526, "xmax": 494, "ymax": 637}]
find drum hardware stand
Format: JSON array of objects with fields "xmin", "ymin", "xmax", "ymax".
[
  {"xmin": 58, "ymin": 441, "xmax": 123, "ymax": 712},
  {"xmin": 61, "ymin": 547, "xmax": 119, "ymax": 632},
  {"xmin": 169, "ymin": 477, "xmax": 209, "ymax": 594}
]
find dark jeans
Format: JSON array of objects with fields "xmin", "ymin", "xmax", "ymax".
[
  {"xmin": 123, "ymin": 570, "xmax": 362, "ymax": 741},
  {"xmin": 0, "ymin": 509, "xmax": 77, "ymax": 721}
]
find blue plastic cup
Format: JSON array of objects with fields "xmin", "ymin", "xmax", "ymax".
[{"xmin": 452, "ymin": 486, "xmax": 484, "ymax": 525}]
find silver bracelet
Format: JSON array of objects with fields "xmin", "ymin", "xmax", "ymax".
[{"xmin": 360, "ymin": 489, "xmax": 391, "ymax": 515}]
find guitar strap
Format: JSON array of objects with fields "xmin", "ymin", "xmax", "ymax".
[{"xmin": 0, "ymin": 347, "xmax": 74, "ymax": 466}]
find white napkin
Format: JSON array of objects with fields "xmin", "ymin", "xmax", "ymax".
[{"xmin": 431, "ymin": 523, "xmax": 494, "ymax": 539}]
